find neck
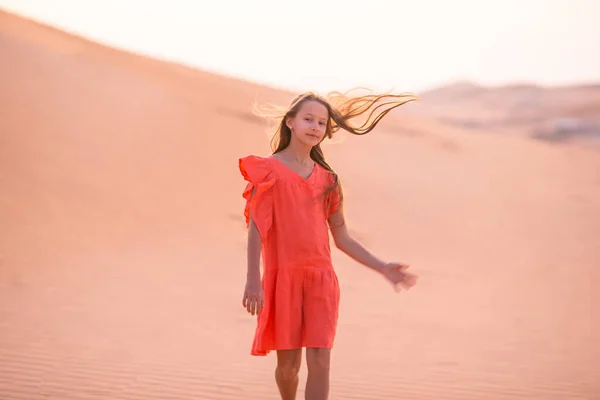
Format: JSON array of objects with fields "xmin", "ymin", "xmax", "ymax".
[{"xmin": 281, "ymin": 136, "xmax": 313, "ymax": 165}]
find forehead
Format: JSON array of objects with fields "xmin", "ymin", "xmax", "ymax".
[{"xmin": 297, "ymin": 100, "xmax": 328, "ymax": 119}]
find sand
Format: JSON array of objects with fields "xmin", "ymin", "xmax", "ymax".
[{"xmin": 1, "ymin": 10, "xmax": 599, "ymax": 400}]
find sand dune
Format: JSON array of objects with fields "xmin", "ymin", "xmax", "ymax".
[
  {"xmin": 400, "ymin": 80, "xmax": 600, "ymax": 145},
  {"xmin": 1, "ymin": 10, "xmax": 599, "ymax": 400}
]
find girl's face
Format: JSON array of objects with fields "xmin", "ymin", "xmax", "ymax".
[{"xmin": 287, "ymin": 100, "xmax": 328, "ymax": 147}]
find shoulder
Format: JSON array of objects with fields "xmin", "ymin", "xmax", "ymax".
[
  {"xmin": 316, "ymin": 164, "xmax": 338, "ymax": 185},
  {"xmin": 239, "ymin": 154, "xmax": 274, "ymax": 183},
  {"xmin": 239, "ymin": 154, "xmax": 273, "ymax": 165},
  {"xmin": 238, "ymin": 154, "xmax": 273, "ymax": 168}
]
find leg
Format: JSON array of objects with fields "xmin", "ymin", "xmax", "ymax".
[
  {"xmin": 305, "ymin": 347, "xmax": 331, "ymax": 400},
  {"xmin": 275, "ymin": 349, "xmax": 302, "ymax": 400}
]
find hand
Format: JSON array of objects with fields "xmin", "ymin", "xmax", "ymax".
[
  {"xmin": 379, "ymin": 262, "xmax": 418, "ymax": 291},
  {"xmin": 242, "ymin": 277, "xmax": 264, "ymax": 316}
]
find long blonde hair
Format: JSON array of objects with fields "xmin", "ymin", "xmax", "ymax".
[{"xmin": 256, "ymin": 89, "xmax": 418, "ymax": 202}]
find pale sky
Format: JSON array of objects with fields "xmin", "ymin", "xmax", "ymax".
[{"xmin": 1, "ymin": 0, "xmax": 598, "ymax": 93}]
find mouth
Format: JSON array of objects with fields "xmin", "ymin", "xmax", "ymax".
[{"xmin": 306, "ymin": 133, "xmax": 320, "ymax": 139}]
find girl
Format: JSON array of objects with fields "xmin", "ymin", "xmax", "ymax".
[{"xmin": 239, "ymin": 90, "xmax": 418, "ymax": 400}]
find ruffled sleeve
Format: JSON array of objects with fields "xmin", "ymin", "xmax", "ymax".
[
  {"xmin": 326, "ymin": 174, "xmax": 343, "ymax": 218},
  {"xmin": 239, "ymin": 155, "xmax": 276, "ymax": 241}
]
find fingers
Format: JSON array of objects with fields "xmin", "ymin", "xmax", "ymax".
[
  {"xmin": 243, "ymin": 292, "xmax": 264, "ymax": 316},
  {"xmin": 245, "ymin": 296, "xmax": 252, "ymax": 314},
  {"xmin": 252, "ymin": 296, "xmax": 257, "ymax": 315},
  {"xmin": 252, "ymin": 296, "xmax": 264, "ymax": 316},
  {"xmin": 387, "ymin": 270, "xmax": 418, "ymax": 291},
  {"xmin": 243, "ymin": 292, "xmax": 253, "ymax": 314},
  {"xmin": 401, "ymin": 273, "xmax": 418, "ymax": 289}
]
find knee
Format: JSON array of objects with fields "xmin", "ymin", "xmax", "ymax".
[
  {"xmin": 307, "ymin": 348, "xmax": 330, "ymax": 374},
  {"xmin": 276, "ymin": 363, "xmax": 300, "ymax": 381}
]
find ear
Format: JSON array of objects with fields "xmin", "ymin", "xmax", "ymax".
[{"xmin": 285, "ymin": 116, "xmax": 293, "ymax": 130}]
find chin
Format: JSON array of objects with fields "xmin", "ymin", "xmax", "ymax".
[{"xmin": 305, "ymin": 135, "xmax": 323, "ymax": 145}]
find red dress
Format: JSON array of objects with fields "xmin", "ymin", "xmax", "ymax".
[{"xmin": 239, "ymin": 155, "xmax": 342, "ymax": 356}]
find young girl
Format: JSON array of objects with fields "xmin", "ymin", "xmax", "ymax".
[{"xmin": 239, "ymin": 90, "xmax": 418, "ymax": 400}]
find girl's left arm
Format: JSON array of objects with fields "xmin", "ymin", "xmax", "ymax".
[
  {"xmin": 328, "ymin": 208, "xmax": 387, "ymax": 272},
  {"xmin": 328, "ymin": 207, "xmax": 418, "ymax": 290}
]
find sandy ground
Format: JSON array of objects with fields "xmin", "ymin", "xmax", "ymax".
[{"xmin": 1, "ymin": 10, "xmax": 599, "ymax": 400}]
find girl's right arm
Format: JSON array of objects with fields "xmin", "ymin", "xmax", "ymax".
[
  {"xmin": 243, "ymin": 188, "xmax": 264, "ymax": 316},
  {"xmin": 246, "ymin": 216, "xmax": 262, "ymax": 282}
]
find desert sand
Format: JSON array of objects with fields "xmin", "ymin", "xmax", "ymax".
[{"xmin": 1, "ymin": 10, "xmax": 599, "ymax": 400}]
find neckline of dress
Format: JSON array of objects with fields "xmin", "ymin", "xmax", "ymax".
[{"xmin": 270, "ymin": 156, "xmax": 317, "ymax": 183}]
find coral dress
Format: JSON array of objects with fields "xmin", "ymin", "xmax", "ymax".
[{"xmin": 239, "ymin": 155, "xmax": 342, "ymax": 356}]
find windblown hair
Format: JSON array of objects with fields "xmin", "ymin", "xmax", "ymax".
[{"xmin": 255, "ymin": 89, "xmax": 418, "ymax": 207}]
